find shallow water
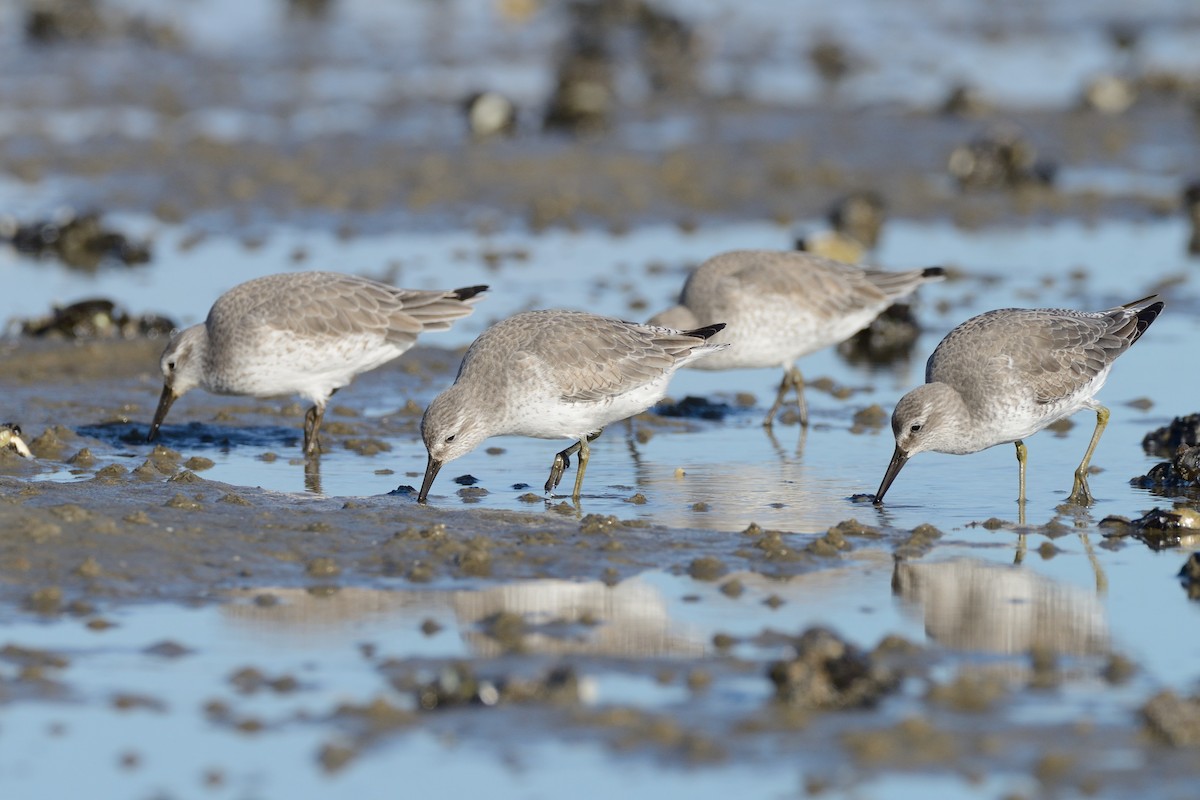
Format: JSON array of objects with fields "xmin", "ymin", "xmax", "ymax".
[
  {"xmin": 7, "ymin": 211, "xmax": 1195, "ymax": 528},
  {"xmin": 6, "ymin": 0, "xmax": 1200, "ymax": 796},
  {"xmin": 6, "ymin": 209, "xmax": 1200, "ymax": 796},
  {"xmin": 0, "ymin": 555, "xmax": 1176, "ymax": 798}
]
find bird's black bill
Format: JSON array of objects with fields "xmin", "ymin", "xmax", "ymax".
[
  {"xmin": 147, "ymin": 384, "xmax": 176, "ymax": 443},
  {"xmin": 417, "ymin": 455, "xmax": 443, "ymax": 503},
  {"xmin": 873, "ymin": 446, "xmax": 908, "ymax": 504}
]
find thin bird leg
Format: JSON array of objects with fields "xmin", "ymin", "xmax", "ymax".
[
  {"xmin": 303, "ymin": 388, "xmax": 338, "ymax": 457},
  {"xmin": 1068, "ymin": 406, "xmax": 1109, "ymax": 505},
  {"xmin": 303, "ymin": 404, "xmax": 326, "ymax": 457},
  {"xmin": 1079, "ymin": 533, "xmax": 1108, "ymax": 595},
  {"xmin": 1015, "ymin": 440, "xmax": 1027, "ymax": 506},
  {"xmin": 764, "ymin": 366, "xmax": 808, "ymax": 428},
  {"xmin": 546, "ymin": 441, "xmax": 581, "ymax": 493},
  {"xmin": 571, "ymin": 436, "xmax": 593, "ymax": 500},
  {"xmin": 304, "ymin": 457, "xmax": 323, "ymax": 495},
  {"xmin": 545, "ymin": 430, "xmax": 602, "ymax": 494}
]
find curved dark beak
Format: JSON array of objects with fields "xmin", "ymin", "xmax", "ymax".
[
  {"xmin": 873, "ymin": 445, "xmax": 909, "ymax": 504},
  {"xmin": 417, "ymin": 454, "xmax": 443, "ymax": 503},
  {"xmin": 147, "ymin": 384, "xmax": 176, "ymax": 443}
]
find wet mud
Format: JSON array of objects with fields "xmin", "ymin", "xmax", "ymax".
[
  {"xmin": 3, "ymin": 332, "xmax": 1200, "ymax": 794},
  {"xmin": 5, "ymin": 1, "xmax": 1200, "ymax": 796}
]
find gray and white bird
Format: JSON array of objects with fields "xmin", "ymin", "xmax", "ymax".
[
  {"xmin": 418, "ymin": 309, "xmax": 728, "ymax": 502},
  {"xmin": 148, "ymin": 272, "xmax": 487, "ymax": 455},
  {"xmin": 648, "ymin": 249, "xmax": 944, "ymax": 426},
  {"xmin": 874, "ymin": 296, "xmax": 1163, "ymax": 506}
]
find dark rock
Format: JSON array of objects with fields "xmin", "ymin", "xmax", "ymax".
[
  {"xmin": 6, "ymin": 210, "xmax": 151, "ymax": 269},
  {"xmin": 1179, "ymin": 553, "xmax": 1200, "ymax": 600},
  {"xmin": 18, "ymin": 299, "xmax": 174, "ymax": 340},
  {"xmin": 1102, "ymin": 506, "xmax": 1200, "ymax": 551},
  {"xmin": 1142, "ymin": 413, "xmax": 1200, "ymax": 457},
  {"xmin": 654, "ymin": 395, "xmax": 733, "ymax": 420}
]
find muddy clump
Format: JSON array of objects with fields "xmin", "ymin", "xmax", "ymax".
[
  {"xmin": 542, "ymin": 6, "xmax": 616, "ymax": 134},
  {"xmin": 1179, "ymin": 554, "xmax": 1200, "ymax": 600},
  {"xmin": 383, "ymin": 661, "xmax": 582, "ymax": 712},
  {"xmin": 768, "ymin": 627, "xmax": 902, "ymax": 709},
  {"xmin": 1132, "ymin": 443, "xmax": 1200, "ymax": 491},
  {"xmin": 543, "ymin": 0, "xmax": 698, "ymax": 134},
  {"xmin": 1142, "ymin": 413, "xmax": 1200, "ymax": 458},
  {"xmin": 808, "ymin": 35, "xmax": 859, "ymax": 85},
  {"xmin": 947, "ymin": 127, "xmax": 1057, "ymax": 191},
  {"xmin": 1143, "ymin": 691, "xmax": 1200, "ymax": 746},
  {"xmin": 25, "ymin": 0, "xmax": 181, "ymax": 46},
  {"xmin": 18, "ymin": 299, "xmax": 175, "ymax": 340},
  {"xmin": 5, "ymin": 211, "xmax": 152, "ymax": 269},
  {"xmin": 1100, "ymin": 506, "xmax": 1200, "ymax": 550},
  {"xmin": 1183, "ymin": 181, "xmax": 1200, "ymax": 256},
  {"xmin": 654, "ymin": 395, "xmax": 734, "ymax": 420}
]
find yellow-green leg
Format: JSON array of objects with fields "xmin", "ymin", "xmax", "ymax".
[
  {"xmin": 303, "ymin": 404, "xmax": 326, "ymax": 456},
  {"xmin": 545, "ymin": 430, "xmax": 603, "ymax": 494},
  {"xmin": 764, "ymin": 365, "xmax": 808, "ymax": 428},
  {"xmin": 1068, "ymin": 406, "xmax": 1109, "ymax": 505},
  {"xmin": 1014, "ymin": 439, "xmax": 1027, "ymax": 505},
  {"xmin": 571, "ymin": 437, "xmax": 592, "ymax": 500}
]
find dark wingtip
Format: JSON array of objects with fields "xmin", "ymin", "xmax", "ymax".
[
  {"xmin": 921, "ymin": 266, "xmax": 947, "ymax": 279},
  {"xmin": 452, "ymin": 285, "xmax": 489, "ymax": 302},
  {"xmin": 684, "ymin": 322, "xmax": 726, "ymax": 340},
  {"xmin": 1132, "ymin": 300, "xmax": 1165, "ymax": 343}
]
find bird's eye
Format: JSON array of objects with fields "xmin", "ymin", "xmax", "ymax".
[
  {"xmin": 167, "ymin": 361, "xmax": 176, "ymax": 371},
  {"xmin": 910, "ymin": 423, "xmax": 922, "ymax": 433},
  {"xmin": 445, "ymin": 434, "xmax": 456, "ymax": 443}
]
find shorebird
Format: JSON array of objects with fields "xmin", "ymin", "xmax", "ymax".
[
  {"xmin": 148, "ymin": 272, "xmax": 486, "ymax": 455},
  {"xmin": 648, "ymin": 249, "xmax": 944, "ymax": 426},
  {"xmin": 874, "ymin": 295, "xmax": 1163, "ymax": 506},
  {"xmin": 417, "ymin": 309, "xmax": 728, "ymax": 502}
]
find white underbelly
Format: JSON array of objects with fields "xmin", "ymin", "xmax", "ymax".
[{"xmin": 503, "ymin": 379, "xmax": 670, "ymax": 440}]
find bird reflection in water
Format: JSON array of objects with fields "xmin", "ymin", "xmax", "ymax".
[
  {"xmin": 893, "ymin": 558, "xmax": 1109, "ymax": 657},
  {"xmin": 223, "ymin": 577, "xmax": 705, "ymax": 659}
]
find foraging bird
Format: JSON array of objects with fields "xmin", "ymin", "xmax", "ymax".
[
  {"xmin": 418, "ymin": 309, "xmax": 728, "ymax": 502},
  {"xmin": 874, "ymin": 296, "xmax": 1163, "ymax": 506},
  {"xmin": 148, "ymin": 272, "xmax": 487, "ymax": 455},
  {"xmin": 648, "ymin": 249, "xmax": 944, "ymax": 426}
]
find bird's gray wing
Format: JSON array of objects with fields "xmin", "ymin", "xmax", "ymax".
[
  {"xmin": 217, "ymin": 273, "xmax": 479, "ymax": 349},
  {"xmin": 998, "ymin": 309, "xmax": 1140, "ymax": 404}
]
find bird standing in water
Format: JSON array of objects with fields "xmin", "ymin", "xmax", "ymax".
[
  {"xmin": 874, "ymin": 295, "xmax": 1163, "ymax": 506},
  {"xmin": 648, "ymin": 249, "xmax": 944, "ymax": 427},
  {"xmin": 148, "ymin": 272, "xmax": 486, "ymax": 455},
  {"xmin": 418, "ymin": 309, "xmax": 729, "ymax": 502}
]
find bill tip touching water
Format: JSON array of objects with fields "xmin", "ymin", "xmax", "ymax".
[
  {"xmin": 145, "ymin": 273, "xmax": 488, "ymax": 453},
  {"xmin": 873, "ymin": 295, "xmax": 1164, "ymax": 506},
  {"xmin": 416, "ymin": 311, "xmax": 729, "ymax": 504}
]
